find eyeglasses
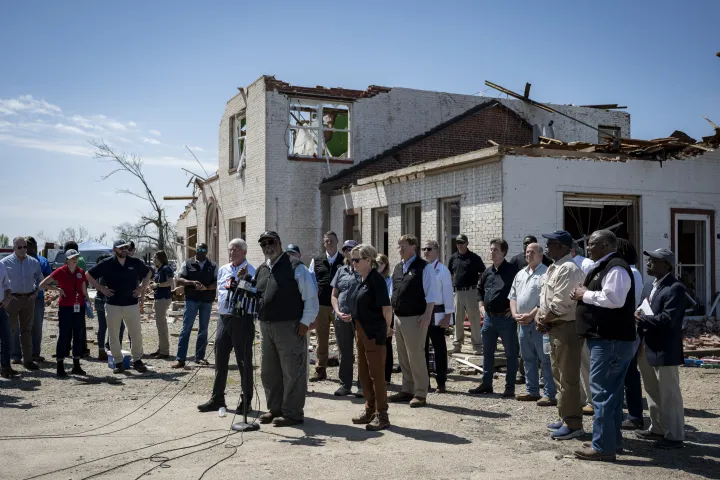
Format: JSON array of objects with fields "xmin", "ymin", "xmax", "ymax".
[
  {"xmin": 196, "ymin": 248, "xmax": 208, "ymax": 253},
  {"xmin": 421, "ymin": 247, "xmax": 434, "ymax": 252},
  {"xmin": 351, "ymin": 258, "xmax": 363, "ymax": 263},
  {"xmin": 260, "ymin": 240, "xmax": 275, "ymax": 248},
  {"xmin": 15, "ymin": 245, "xmax": 27, "ymax": 250}
]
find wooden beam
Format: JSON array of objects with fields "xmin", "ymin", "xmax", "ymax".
[
  {"xmin": 163, "ymin": 196, "xmax": 197, "ymax": 201},
  {"xmin": 524, "ymin": 82, "xmax": 531, "ymax": 98}
]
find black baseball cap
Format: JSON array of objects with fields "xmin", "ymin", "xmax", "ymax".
[
  {"xmin": 285, "ymin": 244, "xmax": 301, "ymax": 255},
  {"xmin": 541, "ymin": 230, "xmax": 573, "ymax": 248},
  {"xmin": 643, "ymin": 248, "xmax": 675, "ymax": 265},
  {"xmin": 113, "ymin": 239, "xmax": 131, "ymax": 249},
  {"xmin": 258, "ymin": 231, "xmax": 281, "ymax": 243},
  {"xmin": 455, "ymin": 234, "xmax": 468, "ymax": 244}
]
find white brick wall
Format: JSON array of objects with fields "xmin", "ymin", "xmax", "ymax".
[
  {"xmin": 502, "ymin": 151, "xmax": 720, "ymax": 306},
  {"xmin": 329, "ymin": 161, "xmax": 503, "ymax": 267}
]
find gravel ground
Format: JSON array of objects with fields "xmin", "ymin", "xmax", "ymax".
[{"xmin": 1, "ymin": 311, "xmax": 719, "ymax": 480}]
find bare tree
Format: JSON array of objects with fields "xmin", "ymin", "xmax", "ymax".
[
  {"xmin": 0, "ymin": 234, "xmax": 9, "ymax": 248},
  {"xmin": 91, "ymin": 141, "xmax": 173, "ymax": 253},
  {"xmin": 36, "ymin": 227, "xmax": 106, "ymax": 247}
]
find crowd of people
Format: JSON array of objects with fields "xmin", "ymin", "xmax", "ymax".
[{"xmin": 0, "ymin": 226, "xmax": 688, "ymax": 460}]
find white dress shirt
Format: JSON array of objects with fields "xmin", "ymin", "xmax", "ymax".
[
  {"xmin": 217, "ymin": 260, "xmax": 257, "ymax": 315},
  {"xmin": 630, "ymin": 265, "xmax": 644, "ymax": 309},
  {"xmin": 649, "ymin": 272, "xmax": 671, "ymax": 302},
  {"xmin": 582, "ymin": 253, "xmax": 632, "ymax": 309},
  {"xmin": 573, "ymin": 255, "xmax": 595, "ymax": 276},
  {"xmin": 430, "ymin": 259, "xmax": 455, "ymax": 325},
  {"xmin": 0, "ymin": 262, "xmax": 11, "ymax": 303}
]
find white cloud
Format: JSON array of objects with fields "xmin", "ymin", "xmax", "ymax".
[
  {"xmin": 54, "ymin": 123, "xmax": 87, "ymax": 135},
  {"xmin": 142, "ymin": 136, "xmax": 162, "ymax": 145},
  {"xmin": 0, "ymin": 133, "xmax": 94, "ymax": 156},
  {"xmin": 0, "ymin": 95, "xmax": 62, "ymax": 116},
  {"xmin": 127, "ymin": 121, "xmax": 137, "ymax": 128},
  {"xmin": 105, "ymin": 121, "xmax": 128, "ymax": 132},
  {"xmin": 149, "ymin": 129, "xmax": 161, "ymax": 136}
]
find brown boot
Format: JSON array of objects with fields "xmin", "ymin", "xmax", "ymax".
[
  {"xmin": 171, "ymin": 360, "xmax": 186, "ymax": 369},
  {"xmin": 352, "ymin": 408, "xmax": 375, "ymax": 425},
  {"xmin": 366, "ymin": 412, "xmax": 390, "ymax": 431},
  {"xmin": 387, "ymin": 391, "xmax": 414, "ymax": 403},
  {"xmin": 309, "ymin": 367, "xmax": 327, "ymax": 382}
]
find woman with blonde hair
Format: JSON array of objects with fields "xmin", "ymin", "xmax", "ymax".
[
  {"xmin": 350, "ymin": 244, "xmax": 392, "ymax": 431},
  {"xmin": 376, "ymin": 254, "xmax": 395, "ymax": 384}
]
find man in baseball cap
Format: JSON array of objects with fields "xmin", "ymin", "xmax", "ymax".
[
  {"xmin": 635, "ymin": 247, "xmax": 685, "ymax": 449},
  {"xmin": 285, "ymin": 244, "xmax": 302, "ymax": 259}
]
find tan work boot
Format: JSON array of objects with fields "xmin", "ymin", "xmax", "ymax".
[
  {"xmin": 583, "ymin": 403, "xmax": 595, "ymax": 416},
  {"xmin": 352, "ymin": 408, "xmax": 375, "ymax": 424},
  {"xmin": 309, "ymin": 367, "xmax": 327, "ymax": 382},
  {"xmin": 409, "ymin": 396, "xmax": 426, "ymax": 408},
  {"xmin": 366, "ymin": 412, "xmax": 390, "ymax": 431}
]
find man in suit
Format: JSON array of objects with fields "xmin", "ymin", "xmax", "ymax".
[{"xmin": 634, "ymin": 248, "xmax": 686, "ymax": 449}]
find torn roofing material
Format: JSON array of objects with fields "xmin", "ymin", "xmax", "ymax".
[
  {"xmin": 264, "ymin": 76, "xmax": 391, "ymax": 101},
  {"xmin": 319, "ymin": 100, "xmax": 531, "ymax": 191}
]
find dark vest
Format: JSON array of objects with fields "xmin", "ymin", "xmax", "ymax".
[
  {"xmin": 313, "ymin": 253, "xmax": 343, "ymax": 307},
  {"xmin": 576, "ymin": 253, "xmax": 636, "ymax": 341},
  {"xmin": 391, "ymin": 257, "xmax": 428, "ymax": 317},
  {"xmin": 256, "ymin": 253, "xmax": 304, "ymax": 323},
  {"xmin": 183, "ymin": 258, "xmax": 217, "ymax": 303}
]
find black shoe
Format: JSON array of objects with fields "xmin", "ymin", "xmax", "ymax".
[
  {"xmin": 653, "ymin": 438, "xmax": 683, "ymax": 450},
  {"xmin": 635, "ymin": 429, "xmax": 664, "ymax": 440},
  {"xmin": 621, "ymin": 419, "xmax": 643, "ymax": 430},
  {"xmin": 23, "ymin": 361, "xmax": 40, "ymax": 371},
  {"xmin": 198, "ymin": 398, "xmax": 227, "ymax": 413},
  {"xmin": 71, "ymin": 360, "xmax": 86, "ymax": 376},
  {"xmin": 56, "ymin": 361, "xmax": 67, "ymax": 378},
  {"xmin": 272, "ymin": 416, "xmax": 304, "ymax": 427},
  {"xmin": 468, "ymin": 384, "xmax": 493, "ymax": 394},
  {"xmin": 133, "ymin": 360, "xmax": 148, "ymax": 373},
  {"xmin": 502, "ymin": 389, "xmax": 515, "ymax": 398},
  {"xmin": 113, "ymin": 364, "xmax": 126, "ymax": 374}
]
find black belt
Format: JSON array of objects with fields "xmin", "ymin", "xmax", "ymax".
[
  {"xmin": 13, "ymin": 292, "xmax": 34, "ymax": 297},
  {"xmin": 487, "ymin": 309, "xmax": 511, "ymax": 316},
  {"xmin": 454, "ymin": 286, "xmax": 476, "ymax": 292}
]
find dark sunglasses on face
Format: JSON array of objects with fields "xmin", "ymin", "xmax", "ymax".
[
  {"xmin": 196, "ymin": 248, "xmax": 208, "ymax": 253},
  {"xmin": 351, "ymin": 258, "xmax": 362, "ymax": 263},
  {"xmin": 260, "ymin": 240, "xmax": 275, "ymax": 248},
  {"xmin": 421, "ymin": 247, "xmax": 433, "ymax": 252},
  {"xmin": 16, "ymin": 245, "xmax": 27, "ymax": 250}
]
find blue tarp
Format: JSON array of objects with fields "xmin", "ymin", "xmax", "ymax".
[{"xmin": 78, "ymin": 240, "xmax": 112, "ymax": 252}]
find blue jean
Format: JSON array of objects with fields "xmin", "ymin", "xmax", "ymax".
[
  {"xmin": 95, "ymin": 298, "xmax": 126, "ymax": 351},
  {"xmin": 519, "ymin": 323, "xmax": 556, "ymax": 399},
  {"xmin": 176, "ymin": 300, "xmax": 212, "ymax": 361},
  {"xmin": 0, "ymin": 307, "xmax": 12, "ymax": 368},
  {"xmin": 481, "ymin": 314, "xmax": 519, "ymax": 391},
  {"xmin": 588, "ymin": 338, "xmax": 635, "ymax": 454},
  {"xmin": 12, "ymin": 295, "xmax": 45, "ymax": 360}
]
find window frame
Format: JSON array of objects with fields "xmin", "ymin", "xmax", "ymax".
[
  {"xmin": 288, "ymin": 98, "xmax": 351, "ymax": 160},
  {"xmin": 230, "ymin": 113, "xmax": 246, "ymax": 171},
  {"xmin": 401, "ymin": 203, "xmax": 422, "ymax": 244},
  {"xmin": 372, "ymin": 207, "xmax": 389, "ymax": 255},
  {"xmin": 229, "ymin": 217, "xmax": 247, "ymax": 241},
  {"xmin": 439, "ymin": 197, "xmax": 461, "ymax": 263}
]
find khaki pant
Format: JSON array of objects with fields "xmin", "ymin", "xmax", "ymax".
[
  {"xmin": 395, "ymin": 315, "xmax": 429, "ymax": 398},
  {"xmin": 357, "ymin": 323, "xmax": 388, "ymax": 414},
  {"xmin": 580, "ymin": 341, "xmax": 592, "ymax": 405},
  {"xmin": 637, "ymin": 343, "xmax": 685, "ymax": 441},
  {"xmin": 6, "ymin": 295, "xmax": 35, "ymax": 363},
  {"xmin": 313, "ymin": 305, "xmax": 334, "ymax": 370},
  {"xmin": 154, "ymin": 298, "xmax": 172, "ymax": 355},
  {"xmin": 106, "ymin": 304, "xmax": 143, "ymax": 363},
  {"xmin": 549, "ymin": 321, "xmax": 584, "ymax": 429},
  {"xmin": 453, "ymin": 290, "xmax": 482, "ymax": 352}
]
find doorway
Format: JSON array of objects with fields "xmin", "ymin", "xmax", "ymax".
[{"xmin": 672, "ymin": 209, "xmax": 715, "ymax": 315}]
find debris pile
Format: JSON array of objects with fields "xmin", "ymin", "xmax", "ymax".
[
  {"xmin": 527, "ymin": 117, "xmax": 720, "ymax": 161},
  {"xmin": 684, "ymin": 318, "xmax": 720, "ymax": 350}
]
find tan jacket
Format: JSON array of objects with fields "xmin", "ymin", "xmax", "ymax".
[{"xmin": 539, "ymin": 254, "xmax": 586, "ymax": 323}]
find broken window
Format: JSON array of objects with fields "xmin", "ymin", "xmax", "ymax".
[
  {"xmin": 372, "ymin": 208, "xmax": 389, "ymax": 255},
  {"xmin": 563, "ymin": 194, "xmax": 640, "ymax": 253},
  {"xmin": 439, "ymin": 198, "xmax": 461, "ymax": 263},
  {"xmin": 186, "ymin": 227, "xmax": 197, "ymax": 259},
  {"xmin": 230, "ymin": 114, "xmax": 246, "ymax": 170},
  {"xmin": 229, "ymin": 217, "xmax": 247, "ymax": 241},
  {"xmin": 673, "ymin": 210, "xmax": 714, "ymax": 315},
  {"xmin": 289, "ymin": 100, "xmax": 350, "ymax": 159},
  {"xmin": 344, "ymin": 209, "xmax": 361, "ymax": 242},
  {"xmin": 402, "ymin": 203, "xmax": 422, "ymax": 244},
  {"xmin": 598, "ymin": 125, "xmax": 621, "ymax": 144}
]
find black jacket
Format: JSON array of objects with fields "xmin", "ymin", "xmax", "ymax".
[{"xmin": 638, "ymin": 275, "xmax": 685, "ymax": 367}]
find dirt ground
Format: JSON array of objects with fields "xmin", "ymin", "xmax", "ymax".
[{"xmin": 1, "ymin": 310, "xmax": 719, "ymax": 480}]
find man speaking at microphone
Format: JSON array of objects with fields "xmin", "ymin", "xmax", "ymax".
[{"xmin": 198, "ymin": 239, "xmax": 256, "ymax": 414}]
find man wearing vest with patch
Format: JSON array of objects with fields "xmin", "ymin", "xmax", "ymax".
[
  {"xmin": 173, "ymin": 243, "xmax": 218, "ymax": 368},
  {"xmin": 256, "ymin": 231, "xmax": 319, "ymax": 427},
  {"xmin": 571, "ymin": 230, "xmax": 636, "ymax": 462},
  {"xmin": 388, "ymin": 235, "xmax": 438, "ymax": 408},
  {"xmin": 309, "ymin": 231, "xmax": 343, "ymax": 382}
]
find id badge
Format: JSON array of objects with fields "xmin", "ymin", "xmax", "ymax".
[{"xmin": 74, "ymin": 304, "xmax": 81, "ymax": 313}]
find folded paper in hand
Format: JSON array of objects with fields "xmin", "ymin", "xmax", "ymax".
[{"xmin": 638, "ymin": 298, "xmax": 654, "ymax": 316}]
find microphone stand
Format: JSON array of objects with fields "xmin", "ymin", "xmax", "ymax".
[{"xmin": 232, "ymin": 295, "xmax": 260, "ymax": 432}]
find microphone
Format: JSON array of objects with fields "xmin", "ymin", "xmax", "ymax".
[{"xmin": 230, "ymin": 274, "xmax": 259, "ymax": 316}]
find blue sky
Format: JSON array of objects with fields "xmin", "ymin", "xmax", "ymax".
[{"xmin": 1, "ymin": 0, "xmax": 718, "ymax": 246}]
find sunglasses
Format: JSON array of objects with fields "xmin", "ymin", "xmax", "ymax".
[
  {"xmin": 196, "ymin": 248, "xmax": 208, "ymax": 253},
  {"xmin": 16, "ymin": 245, "xmax": 28, "ymax": 250},
  {"xmin": 260, "ymin": 240, "xmax": 275, "ymax": 248},
  {"xmin": 421, "ymin": 247, "xmax": 434, "ymax": 252},
  {"xmin": 351, "ymin": 258, "xmax": 363, "ymax": 263}
]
